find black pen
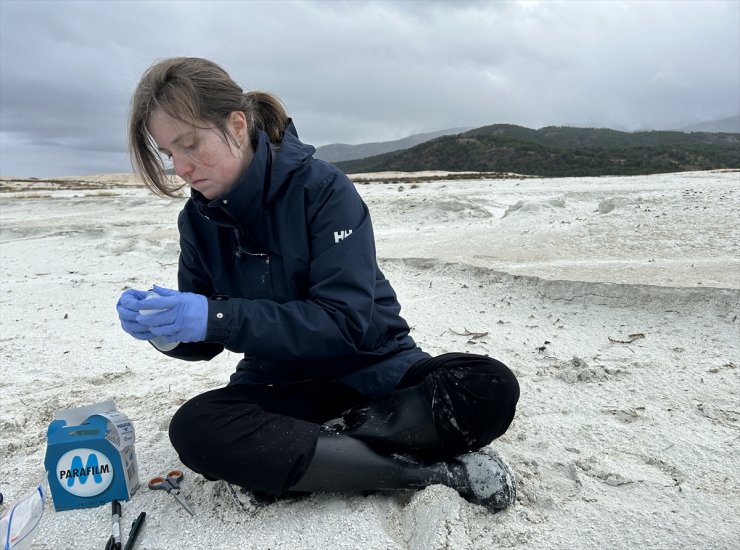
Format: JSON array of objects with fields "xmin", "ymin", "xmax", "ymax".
[
  {"xmin": 123, "ymin": 512, "xmax": 146, "ymax": 550},
  {"xmin": 111, "ymin": 500, "xmax": 122, "ymax": 550}
]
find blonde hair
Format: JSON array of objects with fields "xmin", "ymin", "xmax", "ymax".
[{"xmin": 128, "ymin": 57, "xmax": 289, "ymax": 197}]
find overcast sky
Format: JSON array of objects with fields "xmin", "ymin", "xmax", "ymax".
[{"xmin": 1, "ymin": 0, "xmax": 738, "ymax": 177}]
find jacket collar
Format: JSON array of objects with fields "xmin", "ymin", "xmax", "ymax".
[{"xmin": 191, "ymin": 120, "xmax": 315, "ymax": 228}]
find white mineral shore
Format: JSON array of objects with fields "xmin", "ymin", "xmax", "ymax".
[{"xmin": 0, "ymin": 169, "xmax": 738, "ymax": 549}]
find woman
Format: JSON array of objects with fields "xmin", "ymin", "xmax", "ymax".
[{"xmin": 117, "ymin": 57, "xmax": 520, "ymax": 512}]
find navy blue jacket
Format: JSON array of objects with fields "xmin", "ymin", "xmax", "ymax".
[{"xmin": 159, "ymin": 122, "xmax": 429, "ymax": 396}]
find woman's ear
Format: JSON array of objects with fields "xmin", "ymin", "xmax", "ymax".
[{"xmin": 228, "ymin": 111, "xmax": 248, "ymax": 147}]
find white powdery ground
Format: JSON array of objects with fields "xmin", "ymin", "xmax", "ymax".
[{"xmin": 0, "ymin": 170, "xmax": 738, "ymax": 549}]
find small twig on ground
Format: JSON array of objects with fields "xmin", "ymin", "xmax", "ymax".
[
  {"xmin": 450, "ymin": 327, "xmax": 488, "ymax": 339},
  {"xmin": 608, "ymin": 333, "xmax": 646, "ymax": 344},
  {"xmin": 447, "ymin": 328, "xmax": 489, "ymax": 339}
]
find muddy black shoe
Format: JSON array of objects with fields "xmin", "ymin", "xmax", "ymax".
[
  {"xmin": 445, "ymin": 447, "xmax": 517, "ymax": 512},
  {"xmin": 288, "ymin": 432, "xmax": 516, "ymax": 512}
]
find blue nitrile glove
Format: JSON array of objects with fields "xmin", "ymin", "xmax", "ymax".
[
  {"xmin": 116, "ymin": 288, "xmax": 156, "ymax": 340},
  {"xmin": 135, "ymin": 285, "xmax": 208, "ymax": 343}
]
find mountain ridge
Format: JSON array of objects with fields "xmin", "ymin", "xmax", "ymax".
[
  {"xmin": 334, "ymin": 124, "xmax": 740, "ymax": 177},
  {"xmin": 314, "ymin": 127, "xmax": 472, "ymax": 162},
  {"xmin": 678, "ymin": 114, "xmax": 740, "ymax": 133}
]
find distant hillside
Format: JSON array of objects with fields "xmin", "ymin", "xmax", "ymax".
[
  {"xmin": 334, "ymin": 124, "xmax": 740, "ymax": 177},
  {"xmin": 679, "ymin": 115, "xmax": 740, "ymax": 134},
  {"xmin": 314, "ymin": 127, "xmax": 471, "ymax": 162}
]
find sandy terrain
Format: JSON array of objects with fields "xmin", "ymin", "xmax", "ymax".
[{"xmin": 0, "ymin": 170, "xmax": 738, "ymax": 549}]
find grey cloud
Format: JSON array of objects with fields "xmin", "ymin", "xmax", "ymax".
[{"xmin": 0, "ymin": 0, "xmax": 737, "ymax": 177}]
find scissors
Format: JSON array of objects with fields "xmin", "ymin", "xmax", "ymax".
[{"xmin": 148, "ymin": 469, "xmax": 195, "ymax": 516}]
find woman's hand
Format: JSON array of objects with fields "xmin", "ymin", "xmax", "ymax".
[
  {"xmin": 116, "ymin": 288, "xmax": 156, "ymax": 340},
  {"xmin": 135, "ymin": 285, "xmax": 208, "ymax": 343}
]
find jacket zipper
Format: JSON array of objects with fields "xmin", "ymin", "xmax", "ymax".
[{"xmin": 217, "ymin": 205, "xmax": 269, "ymax": 262}]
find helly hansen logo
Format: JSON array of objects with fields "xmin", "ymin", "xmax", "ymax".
[{"xmin": 334, "ymin": 229, "xmax": 353, "ymax": 243}]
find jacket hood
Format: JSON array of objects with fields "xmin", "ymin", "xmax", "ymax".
[{"xmin": 266, "ymin": 120, "xmax": 316, "ymax": 203}]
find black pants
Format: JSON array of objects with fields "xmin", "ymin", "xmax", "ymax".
[{"xmin": 168, "ymin": 353, "xmax": 519, "ymax": 495}]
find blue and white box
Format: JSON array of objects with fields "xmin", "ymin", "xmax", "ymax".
[{"xmin": 44, "ymin": 401, "xmax": 140, "ymax": 512}]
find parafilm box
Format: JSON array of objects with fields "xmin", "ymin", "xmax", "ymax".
[{"xmin": 44, "ymin": 401, "xmax": 140, "ymax": 511}]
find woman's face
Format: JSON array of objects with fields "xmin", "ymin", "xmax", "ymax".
[{"xmin": 147, "ymin": 109, "xmax": 253, "ymax": 200}]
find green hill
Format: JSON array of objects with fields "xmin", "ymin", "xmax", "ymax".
[{"xmin": 333, "ymin": 125, "xmax": 740, "ymax": 177}]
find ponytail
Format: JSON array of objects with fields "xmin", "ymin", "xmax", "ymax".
[{"xmin": 244, "ymin": 91, "xmax": 290, "ymax": 144}]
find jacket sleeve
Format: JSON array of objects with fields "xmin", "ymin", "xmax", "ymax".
[{"xmin": 204, "ymin": 169, "xmax": 384, "ymax": 359}]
